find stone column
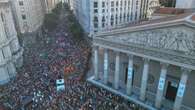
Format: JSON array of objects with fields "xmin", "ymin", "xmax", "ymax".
[
  {"xmin": 94, "ymin": 46, "xmax": 99, "ymax": 80},
  {"xmin": 107, "ymin": 0, "xmax": 111, "ymax": 29},
  {"xmin": 125, "ymin": 0, "xmax": 129, "ymax": 23},
  {"xmin": 89, "ymin": 0, "xmax": 94, "ymax": 35},
  {"xmin": 103, "ymin": 48, "xmax": 109, "ymax": 84},
  {"xmin": 121, "ymin": 0, "xmax": 125, "ymax": 23},
  {"xmin": 155, "ymin": 63, "xmax": 169, "ymax": 108},
  {"xmin": 126, "ymin": 54, "xmax": 133, "ymax": 95},
  {"xmin": 173, "ymin": 68, "xmax": 190, "ymax": 110},
  {"xmin": 117, "ymin": 0, "xmax": 121, "ymax": 25},
  {"xmin": 113, "ymin": 0, "xmax": 116, "ymax": 27},
  {"xmin": 114, "ymin": 52, "xmax": 120, "ymax": 89},
  {"xmin": 98, "ymin": 0, "xmax": 102, "ymax": 31},
  {"xmin": 140, "ymin": 58, "xmax": 150, "ymax": 101}
]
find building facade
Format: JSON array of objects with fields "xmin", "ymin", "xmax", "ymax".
[
  {"xmin": 72, "ymin": 0, "xmax": 159, "ymax": 35},
  {"xmin": 176, "ymin": 0, "xmax": 195, "ymax": 9},
  {"xmin": 0, "ymin": 0, "xmax": 23, "ymax": 84},
  {"xmin": 44, "ymin": 0, "xmax": 63, "ymax": 13},
  {"xmin": 72, "ymin": 0, "xmax": 90, "ymax": 33},
  {"xmin": 89, "ymin": 13, "xmax": 195, "ymax": 110},
  {"xmin": 64, "ymin": 0, "xmax": 74, "ymax": 10},
  {"xmin": 11, "ymin": 0, "xmax": 45, "ymax": 34}
]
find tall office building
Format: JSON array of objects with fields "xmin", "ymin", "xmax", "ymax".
[
  {"xmin": 0, "ymin": 0, "xmax": 23, "ymax": 84},
  {"xmin": 11, "ymin": 0, "xmax": 45, "ymax": 34},
  {"xmin": 72, "ymin": 0, "xmax": 160, "ymax": 35}
]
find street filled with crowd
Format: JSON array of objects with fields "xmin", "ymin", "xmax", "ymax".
[{"xmin": 0, "ymin": 4, "xmax": 145, "ymax": 110}]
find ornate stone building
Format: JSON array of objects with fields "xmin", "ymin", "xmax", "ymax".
[
  {"xmin": 0, "ymin": 0, "xmax": 23, "ymax": 84},
  {"xmin": 11, "ymin": 0, "xmax": 45, "ymax": 33},
  {"xmin": 89, "ymin": 12, "xmax": 195, "ymax": 110}
]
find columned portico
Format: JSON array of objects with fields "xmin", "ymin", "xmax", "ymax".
[
  {"xmin": 103, "ymin": 48, "xmax": 109, "ymax": 84},
  {"xmin": 126, "ymin": 54, "xmax": 134, "ymax": 95},
  {"xmin": 114, "ymin": 51, "xmax": 120, "ymax": 89},
  {"xmin": 155, "ymin": 63, "xmax": 169, "ymax": 108},
  {"xmin": 94, "ymin": 46, "xmax": 99, "ymax": 80},
  {"xmin": 173, "ymin": 68, "xmax": 190, "ymax": 110},
  {"xmin": 140, "ymin": 58, "xmax": 150, "ymax": 101},
  {"xmin": 90, "ymin": 13, "xmax": 195, "ymax": 110},
  {"xmin": 90, "ymin": 45, "xmax": 195, "ymax": 110}
]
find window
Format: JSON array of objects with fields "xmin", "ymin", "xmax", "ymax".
[
  {"xmin": 111, "ymin": 21, "xmax": 113, "ymax": 26},
  {"xmin": 22, "ymin": 14, "xmax": 26, "ymax": 20},
  {"xmin": 94, "ymin": 9, "xmax": 98, "ymax": 13},
  {"xmin": 93, "ymin": 16, "xmax": 98, "ymax": 23},
  {"xmin": 94, "ymin": 2, "xmax": 98, "ymax": 8},
  {"xmin": 111, "ymin": 1, "xmax": 114, "ymax": 7},
  {"xmin": 111, "ymin": 15, "xmax": 114, "ymax": 21},
  {"xmin": 102, "ymin": 2, "xmax": 105, "ymax": 7},
  {"xmin": 136, "ymin": 0, "xmax": 139, "ymax": 6},
  {"xmin": 94, "ymin": 23, "xmax": 98, "ymax": 28},
  {"xmin": 19, "ymin": 1, "xmax": 24, "ymax": 6},
  {"xmin": 127, "ymin": 13, "xmax": 130, "ymax": 20},
  {"xmin": 111, "ymin": 8, "xmax": 114, "ymax": 12},
  {"xmin": 120, "ymin": 14, "xmax": 122, "ymax": 22},
  {"xmin": 135, "ymin": 12, "xmax": 137, "ymax": 20},
  {"xmin": 102, "ymin": 16, "xmax": 105, "ymax": 22},
  {"xmin": 102, "ymin": 9, "xmax": 105, "ymax": 13},
  {"xmin": 102, "ymin": 23, "xmax": 105, "ymax": 27}
]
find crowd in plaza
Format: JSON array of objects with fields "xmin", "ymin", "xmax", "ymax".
[{"xmin": 0, "ymin": 4, "xmax": 145, "ymax": 110}]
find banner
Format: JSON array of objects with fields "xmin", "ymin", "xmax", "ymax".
[
  {"xmin": 128, "ymin": 67, "xmax": 133, "ymax": 79},
  {"xmin": 177, "ymin": 83, "xmax": 186, "ymax": 98},
  {"xmin": 158, "ymin": 77, "xmax": 165, "ymax": 90},
  {"xmin": 56, "ymin": 79, "xmax": 65, "ymax": 91}
]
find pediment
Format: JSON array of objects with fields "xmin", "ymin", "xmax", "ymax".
[{"xmin": 105, "ymin": 26, "xmax": 195, "ymax": 56}]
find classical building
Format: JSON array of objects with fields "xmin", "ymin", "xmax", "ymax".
[
  {"xmin": 11, "ymin": 0, "xmax": 45, "ymax": 34},
  {"xmin": 89, "ymin": 12, "xmax": 195, "ymax": 110},
  {"xmin": 176, "ymin": 0, "xmax": 195, "ymax": 9},
  {"xmin": 72, "ymin": 0, "xmax": 160, "ymax": 35},
  {"xmin": 0, "ymin": 0, "xmax": 23, "ymax": 84}
]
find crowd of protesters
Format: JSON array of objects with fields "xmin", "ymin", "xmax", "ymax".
[{"xmin": 0, "ymin": 4, "xmax": 145, "ymax": 110}]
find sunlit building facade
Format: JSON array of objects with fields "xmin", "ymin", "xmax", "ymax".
[
  {"xmin": 11, "ymin": 0, "xmax": 45, "ymax": 33},
  {"xmin": 0, "ymin": 0, "xmax": 23, "ymax": 84},
  {"xmin": 89, "ymin": 12, "xmax": 195, "ymax": 110},
  {"xmin": 72, "ymin": 0, "xmax": 160, "ymax": 35}
]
